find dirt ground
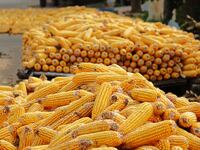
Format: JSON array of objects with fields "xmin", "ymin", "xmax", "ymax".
[{"xmin": 0, "ymin": 34, "xmax": 22, "ymax": 85}]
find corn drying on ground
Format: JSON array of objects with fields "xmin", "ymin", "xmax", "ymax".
[
  {"xmin": 21, "ymin": 6, "xmax": 200, "ymax": 80},
  {"xmin": 0, "ymin": 62, "xmax": 200, "ymax": 149}
]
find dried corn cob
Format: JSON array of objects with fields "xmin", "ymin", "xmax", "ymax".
[
  {"xmin": 119, "ymin": 102, "xmax": 153, "ymax": 134},
  {"xmin": 173, "ymin": 97, "xmax": 190, "ymax": 108},
  {"xmin": 36, "ymin": 127, "xmax": 56, "ymax": 143},
  {"xmin": 96, "ymin": 75, "xmax": 130, "ymax": 84},
  {"xmin": 26, "ymin": 82, "xmax": 60, "ymax": 101},
  {"xmin": 8, "ymin": 105, "xmax": 25, "ymax": 124},
  {"xmin": 190, "ymin": 122, "xmax": 200, "ymax": 137},
  {"xmin": 0, "ymin": 140, "xmax": 16, "ymax": 150},
  {"xmin": 155, "ymin": 138, "xmax": 170, "ymax": 150},
  {"xmin": 104, "ymin": 98, "xmax": 128, "ymax": 112},
  {"xmin": 131, "ymin": 88, "xmax": 158, "ymax": 102},
  {"xmin": 177, "ymin": 103, "xmax": 200, "ymax": 118},
  {"xmin": 163, "ymin": 108, "xmax": 180, "ymax": 121},
  {"xmin": 179, "ymin": 112, "xmax": 197, "ymax": 128},
  {"xmin": 167, "ymin": 135, "xmax": 189, "ymax": 150},
  {"xmin": 177, "ymin": 127, "xmax": 200, "ymax": 150},
  {"xmin": 59, "ymin": 81, "xmax": 80, "ymax": 92},
  {"xmin": 152, "ymin": 101, "xmax": 166, "ymax": 115},
  {"xmin": 27, "ymin": 103, "xmax": 44, "ymax": 112},
  {"xmin": 122, "ymin": 120, "xmax": 177, "ymax": 149},
  {"xmin": 92, "ymin": 82, "xmax": 113, "ymax": 119},
  {"xmin": 0, "ymin": 106, "xmax": 10, "ymax": 124}
]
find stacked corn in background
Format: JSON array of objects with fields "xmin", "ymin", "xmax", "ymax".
[
  {"xmin": 21, "ymin": 6, "xmax": 200, "ymax": 81},
  {"xmin": 0, "ymin": 63, "xmax": 200, "ymax": 149}
]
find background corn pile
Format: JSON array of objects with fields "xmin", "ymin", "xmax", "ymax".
[
  {"xmin": 21, "ymin": 6, "xmax": 200, "ymax": 81},
  {"xmin": 0, "ymin": 7, "xmax": 97, "ymax": 34},
  {"xmin": 1, "ymin": 62, "xmax": 200, "ymax": 150}
]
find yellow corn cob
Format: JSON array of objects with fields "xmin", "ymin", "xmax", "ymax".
[
  {"xmin": 110, "ymin": 92, "xmax": 132, "ymax": 104},
  {"xmin": 135, "ymin": 146, "xmax": 159, "ymax": 150},
  {"xmin": 120, "ymin": 78, "xmax": 136, "ymax": 92},
  {"xmin": 31, "ymin": 135, "xmax": 47, "ymax": 146},
  {"xmin": 77, "ymin": 63, "xmax": 110, "ymax": 72},
  {"xmin": 17, "ymin": 126, "xmax": 34, "ymax": 150},
  {"xmin": 97, "ymin": 111, "xmax": 126, "ymax": 125},
  {"xmin": 0, "ymin": 106, "xmax": 10, "ymax": 124},
  {"xmin": 131, "ymin": 88, "xmax": 158, "ymax": 102},
  {"xmin": 90, "ymin": 147, "xmax": 118, "ymax": 150},
  {"xmin": 0, "ymin": 140, "xmax": 16, "ymax": 150},
  {"xmin": 58, "ymin": 81, "xmax": 80, "ymax": 92},
  {"xmin": 173, "ymin": 97, "xmax": 190, "ymax": 108},
  {"xmin": 26, "ymin": 82, "xmax": 60, "ymax": 101},
  {"xmin": 155, "ymin": 138, "xmax": 170, "ymax": 150},
  {"xmin": 58, "ymin": 117, "xmax": 92, "ymax": 132},
  {"xmin": 179, "ymin": 112, "xmax": 197, "ymax": 128},
  {"xmin": 48, "ymin": 139, "xmax": 93, "ymax": 150},
  {"xmin": 39, "ymin": 90, "xmax": 90, "ymax": 108},
  {"xmin": 23, "ymin": 145, "xmax": 48, "ymax": 150},
  {"xmin": 34, "ymin": 81, "xmax": 51, "ymax": 91},
  {"xmin": 171, "ymin": 146, "xmax": 183, "ymax": 150},
  {"xmin": 119, "ymin": 102, "xmax": 153, "ymax": 134},
  {"xmin": 16, "ymin": 82, "xmax": 27, "ymax": 96},
  {"xmin": 92, "ymin": 82, "xmax": 113, "ymax": 119},
  {"xmin": 96, "ymin": 75, "xmax": 130, "ymax": 84},
  {"xmin": 0, "ymin": 86, "xmax": 13, "ymax": 91},
  {"xmin": 52, "ymin": 76, "xmax": 73, "ymax": 82},
  {"xmin": 0, "ymin": 97, "xmax": 15, "ymax": 106},
  {"xmin": 19, "ymin": 111, "xmax": 54, "ymax": 125},
  {"xmin": 27, "ymin": 103, "xmax": 44, "ymax": 112},
  {"xmin": 163, "ymin": 108, "xmax": 180, "ymax": 121},
  {"xmin": 159, "ymin": 94, "xmax": 175, "ymax": 108},
  {"xmin": 104, "ymin": 98, "xmax": 128, "ymax": 112},
  {"xmin": 36, "ymin": 127, "xmax": 56, "ymax": 143},
  {"xmin": 177, "ymin": 127, "xmax": 200, "ymax": 150},
  {"xmin": 50, "ymin": 102, "xmax": 94, "ymax": 129},
  {"xmin": 177, "ymin": 103, "xmax": 200, "ymax": 117},
  {"xmin": 108, "ymin": 64, "xmax": 127, "ymax": 75},
  {"xmin": 40, "ymin": 94, "xmax": 94, "ymax": 126},
  {"xmin": 53, "ymin": 77, "xmax": 73, "ymax": 89},
  {"xmin": 122, "ymin": 120, "xmax": 177, "ymax": 149},
  {"xmin": 71, "ymin": 120, "xmax": 119, "ymax": 138},
  {"xmin": 22, "ymin": 99, "xmax": 39, "ymax": 111},
  {"xmin": 76, "ymin": 131, "xmax": 122, "ymax": 147},
  {"xmin": 167, "ymin": 135, "xmax": 189, "ymax": 150},
  {"xmin": 8, "ymin": 105, "xmax": 25, "ymax": 124},
  {"xmin": 152, "ymin": 101, "xmax": 166, "ymax": 115},
  {"xmin": 120, "ymin": 105, "xmax": 137, "ymax": 118},
  {"xmin": 190, "ymin": 122, "xmax": 200, "ymax": 137}
]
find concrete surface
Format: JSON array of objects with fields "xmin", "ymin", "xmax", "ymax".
[{"xmin": 0, "ymin": 34, "xmax": 22, "ymax": 85}]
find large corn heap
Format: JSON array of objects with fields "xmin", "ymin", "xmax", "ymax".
[
  {"xmin": 0, "ymin": 7, "xmax": 97, "ymax": 34},
  {"xmin": 1, "ymin": 62, "xmax": 200, "ymax": 150},
  {"xmin": 22, "ymin": 6, "xmax": 200, "ymax": 81}
]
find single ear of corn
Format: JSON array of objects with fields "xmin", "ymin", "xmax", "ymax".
[
  {"xmin": 173, "ymin": 97, "xmax": 190, "ymax": 108},
  {"xmin": 71, "ymin": 120, "xmax": 119, "ymax": 139},
  {"xmin": 0, "ymin": 106, "xmax": 10, "ymax": 124},
  {"xmin": 190, "ymin": 122, "xmax": 200, "ymax": 137},
  {"xmin": 97, "ymin": 111, "xmax": 126, "ymax": 125},
  {"xmin": 58, "ymin": 81, "xmax": 80, "ymax": 92},
  {"xmin": 22, "ymin": 145, "xmax": 48, "ymax": 150},
  {"xmin": 119, "ymin": 102, "xmax": 153, "ymax": 134},
  {"xmin": 8, "ymin": 105, "xmax": 25, "ymax": 124},
  {"xmin": 36, "ymin": 127, "xmax": 56, "ymax": 143},
  {"xmin": 77, "ymin": 63, "xmax": 111, "ymax": 73},
  {"xmin": 171, "ymin": 146, "xmax": 183, "ymax": 150},
  {"xmin": 38, "ymin": 90, "xmax": 89, "ymax": 108},
  {"xmin": 0, "ymin": 140, "xmax": 16, "ymax": 150},
  {"xmin": 92, "ymin": 82, "xmax": 113, "ymax": 119},
  {"xmin": 19, "ymin": 111, "xmax": 53, "ymax": 125},
  {"xmin": 167, "ymin": 135, "xmax": 189, "ymax": 150},
  {"xmin": 50, "ymin": 102, "xmax": 94, "ymax": 129},
  {"xmin": 177, "ymin": 127, "xmax": 200, "ymax": 150},
  {"xmin": 89, "ymin": 147, "xmax": 118, "ymax": 150},
  {"xmin": 27, "ymin": 103, "xmax": 44, "ymax": 112},
  {"xmin": 122, "ymin": 120, "xmax": 177, "ymax": 149},
  {"xmin": 26, "ymin": 82, "xmax": 60, "ymax": 101},
  {"xmin": 152, "ymin": 101, "xmax": 166, "ymax": 115},
  {"xmin": 53, "ymin": 77, "xmax": 73, "ymax": 89},
  {"xmin": 158, "ymin": 94, "xmax": 175, "ymax": 109},
  {"xmin": 162, "ymin": 108, "xmax": 180, "ymax": 121},
  {"xmin": 177, "ymin": 103, "xmax": 200, "ymax": 118},
  {"xmin": 155, "ymin": 138, "xmax": 170, "ymax": 150},
  {"xmin": 17, "ymin": 126, "xmax": 34, "ymax": 150},
  {"xmin": 104, "ymin": 98, "xmax": 129, "ymax": 112},
  {"xmin": 130, "ymin": 88, "xmax": 158, "ymax": 102},
  {"xmin": 120, "ymin": 78, "xmax": 136, "ymax": 92},
  {"xmin": 17, "ymin": 82, "xmax": 27, "ymax": 96},
  {"xmin": 135, "ymin": 146, "xmax": 159, "ymax": 150},
  {"xmin": 179, "ymin": 112, "xmax": 197, "ymax": 128},
  {"xmin": 76, "ymin": 131, "xmax": 122, "ymax": 147},
  {"xmin": 96, "ymin": 75, "xmax": 130, "ymax": 84},
  {"xmin": 48, "ymin": 138, "xmax": 93, "ymax": 150},
  {"xmin": 148, "ymin": 114, "xmax": 162, "ymax": 123},
  {"xmin": 40, "ymin": 93, "xmax": 94, "ymax": 126}
]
